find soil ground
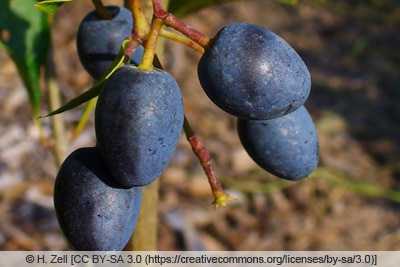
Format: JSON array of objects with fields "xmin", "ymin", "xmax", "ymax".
[{"xmin": 0, "ymin": 0, "xmax": 399, "ymax": 250}]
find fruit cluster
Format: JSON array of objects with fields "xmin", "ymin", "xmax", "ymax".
[
  {"xmin": 198, "ymin": 23, "xmax": 319, "ymax": 181},
  {"xmin": 53, "ymin": 1, "xmax": 318, "ymax": 251}
]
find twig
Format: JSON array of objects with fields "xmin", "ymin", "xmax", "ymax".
[
  {"xmin": 46, "ymin": 46, "xmax": 67, "ymax": 167},
  {"xmin": 183, "ymin": 116, "xmax": 235, "ymax": 208},
  {"xmin": 91, "ymin": 0, "xmax": 113, "ymax": 20}
]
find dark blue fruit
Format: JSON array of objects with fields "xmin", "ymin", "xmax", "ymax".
[
  {"xmin": 198, "ymin": 22, "xmax": 311, "ymax": 120},
  {"xmin": 95, "ymin": 65, "xmax": 184, "ymax": 187},
  {"xmin": 237, "ymin": 106, "xmax": 319, "ymax": 180},
  {"xmin": 76, "ymin": 5, "xmax": 144, "ymax": 79},
  {"xmin": 54, "ymin": 147, "xmax": 142, "ymax": 251}
]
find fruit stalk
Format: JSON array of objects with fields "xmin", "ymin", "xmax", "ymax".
[
  {"xmin": 129, "ymin": 0, "xmax": 150, "ymax": 40},
  {"xmin": 183, "ymin": 117, "xmax": 234, "ymax": 208},
  {"xmin": 138, "ymin": 17, "xmax": 164, "ymax": 70},
  {"xmin": 163, "ymin": 13, "xmax": 210, "ymax": 48},
  {"xmin": 91, "ymin": 0, "xmax": 113, "ymax": 20},
  {"xmin": 160, "ymin": 28, "xmax": 205, "ymax": 54},
  {"xmin": 152, "ymin": 0, "xmax": 210, "ymax": 48}
]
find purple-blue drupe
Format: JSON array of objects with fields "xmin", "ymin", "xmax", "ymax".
[
  {"xmin": 76, "ymin": 6, "xmax": 144, "ymax": 80},
  {"xmin": 54, "ymin": 147, "xmax": 142, "ymax": 251},
  {"xmin": 198, "ymin": 23, "xmax": 311, "ymax": 120},
  {"xmin": 237, "ymin": 106, "xmax": 319, "ymax": 180},
  {"xmin": 95, "ymin": 65, "xmax": 184, "ymax": 187}
]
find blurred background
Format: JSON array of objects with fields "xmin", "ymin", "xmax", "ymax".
[{"xmin": 0, "ymin": 0, "xmax": 399, "ymax": 250}]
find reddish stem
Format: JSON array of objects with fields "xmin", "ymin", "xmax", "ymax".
[
  {"xmin": 151, "ymin": 0, "xmax": 211, "ymax": 48},
  {"xmin": 149, "ymin": 1, "xmax": 230, "ymax": 207},
  {"xmin": 152, "ymin": 0, "xmax": 168, "ymax": 19},
  {"xmin": 187, "ymin": 134, "xmax": 222, "ymax": 193},
  {"xmin": 183, "ymin": 117, "xmax": 234, "ymax": 208},
  {"xmin": 164, "ymin": 14, "xmax": 210, "ymax": 48}
]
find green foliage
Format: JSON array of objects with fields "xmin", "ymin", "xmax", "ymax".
[
  {"xmin": 42, "ymin": 81, "xmax": 104, "ymax": 118},
  {"xmin": 42, "ymin": 39, "xmax": 131, "ymax": 117},
  {"xmin": 168, "ymin": 0, "xmax": 298, "ymax": 17},
  {"xmin": 0, "ymin": 0, "xmax": 50, "ymax": 117},
  {"xmin": 34, "ymin": 0, "xmax": 74, "ymax": 14}
]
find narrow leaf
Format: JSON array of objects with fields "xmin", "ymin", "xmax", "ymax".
[
  {"xmin": 0, "ymin": 0, "xmax": 51, "ymax": 117},
  {"xmin": 40, "ymin": 39, "xmax": 132, "ymax": 117},
  {"xmin": 41, "ymin": 81, "xmax": 104, "ymax": 118},
  {"xmin": 34, "ymin": 0, "xmax": 74, "ymax": 14}
]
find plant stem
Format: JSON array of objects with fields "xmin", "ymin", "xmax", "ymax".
[
  {"xmin": 91, "ymin": 0, "xmax": 113, "ymax": 20},
  {"xmin": 160, "ymin": 28, "xmax": 205, "ymax": 54},
  {"xmin": 71, "ymin": 97, "xmax": 97, "ymax": 140},
  {"xmin": 46, "ymin": 46, "xmax": 67, "ymax": 167},
  {"xmin": 138, "ymin": 17, "xmax": 164, "ymax": 70},
  {"xmin": 130, "ymin": 0, "xmax": 151, "ymax": 40},
  {"xmin": 183, "ymin": 116, "xmax": 235, "ymax": 208},
  {"xmin": 151, "ymin": 0, "xmax": 210, "ymax": 48},
  {"xmin": 163, "ymin": 13, "xmax": 211, "ymax": 49},
  {"xmin": 124, "ymin": 179, "xmax": 160, "ymax": 251}
]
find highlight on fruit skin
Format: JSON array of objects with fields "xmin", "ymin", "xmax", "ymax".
[
  {"xmin": 54, "ymin": 147, "xmax": 142, "ymax": 251},
  {"xmin": 95, "ymin": 65, "xmax": 185, "ymax": 188},
  {"xmin": 198, "ymin": 22, "xmax": 311, "ymax": 120},
  {"xmin": 237, "ymin": 105, "xmax": 319, "ymax": 181}
]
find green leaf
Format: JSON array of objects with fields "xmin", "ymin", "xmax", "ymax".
[
  {"xmin": 41, "ymin": 39, "xmax": 132, "ymax": 117},
  {"xmin": 34, "ymin": 0, "xmax": 74, "ymax": 14},
  {"xmin": 41, "ymin": 81, "xmax": 104, "ymax": 118},
  {"xmin": 0, "ymin": 0, "xmax": 51, "ymax": 117},
  {"xmin": 168, "ymin": 0, "xmax": 298, "ymax": 18}
]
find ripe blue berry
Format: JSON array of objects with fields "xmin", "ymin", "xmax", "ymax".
[
  {"xmin": 237, "ymin": 106, "xmax": 319, "ymax": 180},
  {"xmin": 95, "ymin": 65, "xmax": 184, "ymax": 187},
  {"xmin": 76, "ymin": 6, "xmax": 144, "ymax": 79},
  {"xmin": 54, "ymin": 147, "xmax": 142, "ymax": 251},
  {"xmin": 198, "ymin": 23, "xmax": 311, "ymax": 120}
]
